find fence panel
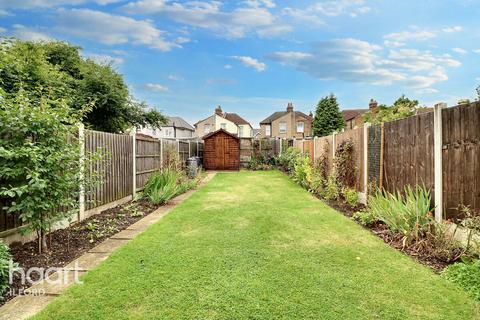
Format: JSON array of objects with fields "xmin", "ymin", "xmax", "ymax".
[
  {"xmin": 303, "ymin": 140, "xmax": 314, "ymax": 159},
  {"xmin": 178, "ymin": 141, "xmax": 190, "ymax": 166},
  {"xmin": 135, "ymin": 136, "xmax": 161, "ymax": 191},
  {"xmin": 335, "ymin": 127, "xmax": 365, "ymax": 192},
  {"xmin": 442, "ymin": 102, "xmax": 480, "ymax": 219},
  {"xmin": 367, "ymin": 125, "xmax": 382, "ymax": 189},
  {"xmin": 383, "ymin": 113, "xmax": 434, "ymax": 200},
  {"xmin": 85, "ymin": 130, "xmax": 133, "ymax": 211}
]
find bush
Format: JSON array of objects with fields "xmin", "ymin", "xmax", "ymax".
[
  {"xmin": 321, "ymin": 171, "xmax": 341, "ymax": 201},
  {"xmin": 353, "ymin": 210, "xmax": 378, "ymax": 226},
  {"xmin": 0, "ymin": 241, "xmax": 14, "ymax": 296},
  {"xmin": 293, "ymin": 155, "xmax": 312, "ymax": 189},
  {"xmin": 143, "ymin": 170, "xmax": 180, "ymax": 205},
  {"xmin": 367, "ymin": 185, "xmax": 433, "ymax": 244},
  {"xmin": 342, "ymin": 187, "xmax": 359, "ymax": 208},
  {"xmin": 443, "ymin": 259, "xmax": 480, "ymax": 301},
  {"xmin": 275, "ymin": 147, "xmax": 302, "ymax": 172},
  {"xmin": 248, "ymin": 154, "xmax": 274, "ymax": 171}
]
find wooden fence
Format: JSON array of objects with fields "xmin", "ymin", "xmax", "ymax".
[
  {"xmin": 0, "ymin": 130, "xmax": 204, "ymax": 237},
  {"xmin": 239, "ymin": 138, "xmax": 281, "ymax": 167},
  {"xmin": 289, "ymin": 101, "xmax": 480, "ymax": 220}
]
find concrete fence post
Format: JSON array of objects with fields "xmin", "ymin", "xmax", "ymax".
[
  {"xmin": 78, "ymin": 123, "xmax": 85, "ymax": 222},
  {"xmin": 313, "ymin": 136, "xmax": 317, "ymax": 160},
  {"xmin": 362, "ymin": 123, "xmax": 370, "ymax": 205},
  {"xmin": 196, "ymin": 140, "xmax": 199, "ymax": 157},
  {"xmin": 132, "ymin": 131, "xmax": 136, "ymax": 197},
  {"xmin": 434, "ymin": 102, "xmax": 446, "ymax": 223},
  {"xmin": 278, "ymin": 138, "xmax": 282, "ymax": 155},
  {"xmin": 160, "ymin": 138, "xmax": 164, "ymax": 171}
]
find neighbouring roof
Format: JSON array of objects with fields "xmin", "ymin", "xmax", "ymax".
[
  {"xmin": 162, "ymin": 116, "xmax": 195, "ymax": 131},
  {"xmin": 224, "ymin": 113, "xmax": 250, "ymax": 126},
  {"xmin": 202, "ymin": 128, "xmax": 239, "ymax": 140},
  {"xmin": 252, "ymin": 129, "xmax": 260, "ymax": 136},
  {"xmin": 342, "ymin": 109, "xmax": 369, "ymax": 122},
  {"xmin": 260, "ymin": 111, "xmax": 310, "ymax": 124}
]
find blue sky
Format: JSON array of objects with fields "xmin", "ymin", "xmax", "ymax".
[{"xmin": 0, "ymin": 0, "xmax": 479, "ymax": 127}]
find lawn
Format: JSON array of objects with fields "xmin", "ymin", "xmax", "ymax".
[{"xmin": 33, "ymin": 171, "xmax": 479, "ymax": 319}]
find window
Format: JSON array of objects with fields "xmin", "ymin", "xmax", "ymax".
[
  {"xmin": 204, "ymin": 124, "xmax": 211, "ymax": 133},
  {"xmin": 279, "ymin": 121, "xmax": 287, "ymax": 134},
  {"xmin": 220, "ymin": 123, "xmax": 226, "ymax": 130},
  {"xmin": 265, "ymin": 125, "xmax": 271, "ymax": 136},
  {"xmin": 296, "ymin": 121, "xmax": 304, "ymax": 133},
  {"xmin": 238, "ymin": 126, "xmax": 244, "ymax": 137}
]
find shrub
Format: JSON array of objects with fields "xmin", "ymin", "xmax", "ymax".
[
  {"xmin": 143, "ymin": 170, "xmax": 180, "ymax": 205},
  {"xmin": 293, "ymin": 155, "xmax": 312, "ymax": 189},
  {"xmin": 353, "ymin": 210, "xmax": 378, "ymax": 226},
  {"xmin": 275, "ymin": 147, "xmax": 302, "ymax": 172},
  {"xmin": 334, "ymin": 140, "xmax": 356, "ymax": 188},
  {"xmin": 367, "ymin": 185, "xmax": 434, "ymax": 244},
  {"xmin": 342, "ymin": 187, "xmax": 359, "ymax": 208},
  {"xmin": 443, "ymin": 259, "xmax": 480, "ymax": 301},
  {"xmin": 0, "ymin": 241, "xmax": 14, "ymax": 296},
  {"xmin": 321, "ymin": 171, "xmax": 341, "ymax": 201}
]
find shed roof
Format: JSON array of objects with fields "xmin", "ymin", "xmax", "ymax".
[{"xmin": 202, "ymin": 128, "xmax": 239, "ymax": 140}]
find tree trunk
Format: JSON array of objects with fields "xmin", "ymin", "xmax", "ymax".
[{"xmin": 39, "ymin": 229, "xmax": 49, "ymax": 254}]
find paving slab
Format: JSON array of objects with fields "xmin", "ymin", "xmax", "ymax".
[
  {"xmin": 63, "ymin": 252, "xmax": 110, "ymax": 271},
  {"xmin": 27, "ymin": 270, "xmax": 86, "ymax": 296},
  {"xmin": 110, "ymin": 228, "xmax": 143, "ymax": 240},
  {"xmin": 88, "ymin": 238, "xmax": 129, "ymax": 254},
  {"xmin": 0, "ymin": 295, "xmax": 55, "ymax": 320}
]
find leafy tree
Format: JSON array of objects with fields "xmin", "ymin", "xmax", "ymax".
[
  {"xmin": 363, "ymin": 95, "xmax": 423, "ymax": 124},
  {"xmin": 0, "ymin": 38, "xmax": 166, "ymax": 133},
  {"xmin": 312, "ymin": 94, "xmax": 345, "ymax": 137},
  {"xmin": 476, "ymin": 85, "xmax": 480, "ymax": 100}
]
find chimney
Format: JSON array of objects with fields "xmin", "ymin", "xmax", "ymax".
[
  {"xmin": 369, "ymin": 99, "xmax": 378, "ymax": 110},
  {"xmin": 309, "ymin": 111, "xmax": 313, "ymax": 118},
  {"xmin": 286, "ymin": 102, "xmax": 294, "ymax": 113},
  {"xmin": 215, "ymin": 105, "xmax": 223, "ymax": 115}
]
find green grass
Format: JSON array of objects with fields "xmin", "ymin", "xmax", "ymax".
[{"xmin": 33, "ymin": 171, "xmax": 479, "ymax": 319}]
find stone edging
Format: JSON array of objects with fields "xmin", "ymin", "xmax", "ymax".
[{"xmin": 0, "ymin": 172, "xmax": 216, "ymax": 320}]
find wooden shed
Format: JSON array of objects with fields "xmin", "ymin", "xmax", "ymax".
[{"xmin": 203, "ymin": 129, "xmax": 240, "ymax": 170}]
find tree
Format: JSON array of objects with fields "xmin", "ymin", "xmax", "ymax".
[
  {"xmin": 0, "ymin": 90, "xmax": 92, "ymax": 253},
  {"xmin": 0, "ymin": 38, "xmax": 166, "ymax": 133},
  {"xmin": 312, "ymin": 94, "xmax": 345, "ymax": 137},
  {"xmin": 363, "ymin": 95, "xmax": 421, "ymax": 124}
]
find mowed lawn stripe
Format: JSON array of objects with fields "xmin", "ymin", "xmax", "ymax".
[{"xmin": 33, "ymin": 171, "xmax": 479, "ymax": 319}]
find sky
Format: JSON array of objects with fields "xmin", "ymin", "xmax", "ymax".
[{"xmin": 0, "ymin": 0, "xmax": 479, "ymax": 127}]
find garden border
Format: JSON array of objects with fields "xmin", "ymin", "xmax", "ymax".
[{"xmin": 0, "ymin": 172, "xmax": 216, "ymax": 320}]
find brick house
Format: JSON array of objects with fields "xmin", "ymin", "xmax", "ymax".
[
  {"xmin": 341, "ymin": 99, "xmax": 379, "ymax": 130},
  {"xmin": 259, "ymin": 103, "xmax": 313, "ymax": 139}
]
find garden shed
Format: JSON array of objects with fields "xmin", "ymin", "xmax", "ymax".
[{"xmin": 203, "ymin": 129, "xmax": 240, "ymax": 170}]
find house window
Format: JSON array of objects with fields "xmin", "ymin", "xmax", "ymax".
[
  {"xmin": 220, "ymin": 123, "xmax": 226, "ymax": 130},
  {"xmin": 265, "ymin": 125, "xmax": 271, "ymax": 136},
  {"xmin": 238, "ymin": 126, "xmax": 244, "ymax": 137},
  {"xmin": 204, "ymin": 124, "xmax": 211, "ymax": 133},
  {"xmin": 279, "ymin": 121, "xmax": 287, "ymax": 134},
  {"xmin": 296, "ymin": 121, "xmax": 304, "ymax": 133}
]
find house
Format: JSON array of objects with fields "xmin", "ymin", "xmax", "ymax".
[
  {"xmin": 259, "ymin": 102, "xmax": 313, "ymax": 139},
  {"xmin": 194, "ymin": 106, "xmax": 253, "ymax": 138},
  {"xmin": 138, "ymin": 116, "xmax": 195, "ymax": 139},
  {"xmin": 341, "ymin": 99, "xmax": 379, "ymax": 130}
]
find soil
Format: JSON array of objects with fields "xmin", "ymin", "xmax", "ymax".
[{"xmin": 1, "ymin": 199, "xmax": 161, "ymax": 305}]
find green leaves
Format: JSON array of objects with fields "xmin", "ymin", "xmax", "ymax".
[{"xmin": 312, "ymin": 94, "xmax": 345, "ymax": 137}]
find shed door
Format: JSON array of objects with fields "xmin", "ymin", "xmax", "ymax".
[{"xmin": 214, "ymin": 134, "xmax": 226, "ymax": 169}]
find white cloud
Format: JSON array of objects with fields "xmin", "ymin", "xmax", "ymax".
[
  {"xmin": 452, "ymin": 47, "xmax": 467, "ymax": 54},
  {"xmin": 231, "ymin": 56, "xmax": 266, "ymax": 72},
  {"xmin": 167, "ymin": 74, "xmax": 183, "ymax": 81},
  {"xmin": 269, "ymin": 38, "xmax": 461, "ymax": 88},
  {"xmin": 54, "ymin": 9, "xmax": 179, "ymax": 51},
  {"xmin": 0, "ymin": 0, "xmax": 121, "ymax": 9},
  {"xmin": 474, "ymin": 49, "xmax": 480, "ymax": 54},
  {"xmin": 10, "ymin": 24, "xmax": 53, "ymax": 41},
  {"xmin": 86, "ymin": 53, "xmax": 124, "ymax": 65},
  {"xmin": 282, "ymin": 0, "xmax": 371, "ymax": 25},
  {"xmin": 415, "ymin": 88, "xmax": 439, "ymax": 94},
  {"xmin": 442, "ymin": 26, "xmax": 462, "ymax": 33},
  {"xmin": 383, "ymin": 29, "xmax": 436, "ymax": 47},
  {"xmin": 145, "ymin": 83, "xmax": 169, "ymax": 92},
  {"xmin": 224, "ymin": 64, "xmax": 232, "ymax": 69},
  {"xmin": 123, "ymin": 0, "xmax": 290, "ymax": 39}
]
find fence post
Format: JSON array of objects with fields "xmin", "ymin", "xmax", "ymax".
[
  {"xmin": 78, "ymin": 123, "xmax": 85, "ymax": 222},
  {"xmin": 279, "ymin": 138, "xmax": 282, "ymax": 155},
  {"xmin": 196, "ymin": 140, "xmax": 199, "ymax": 157},
  {"xmin": 332, "ymin": 131, "xmax": 337, "ymax": 159},
  {"xmin": 160, "ymin": 138, "xmax": 163, "ymax": 170},
  {"xmin": 362, "ymin": 123, "xmax": 370, "ymax": 204},
  {"xmin": 434, "ymin": 102, "xmax": 446, "ymax": 223},
  {"xmin": 132, "ymin": 132, "xmax": 136, "ymax": 197},
  {"xmin": 313, "ymin": 136, "xmax": 317, "ymax": 160}
]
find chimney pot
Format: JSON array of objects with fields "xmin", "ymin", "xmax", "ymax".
[
  {"xmin": 215, "ymin": 105, "xmax": 223, "ymax": 115},
  {"xmin": 369, "ymin": 99, "xmax": 378, "ymax": 110},
  {"xmin": 286, "ymin": 102, "xmax": 294, "ymax": 112}
]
